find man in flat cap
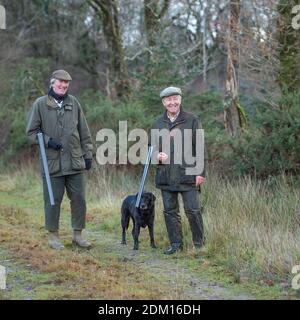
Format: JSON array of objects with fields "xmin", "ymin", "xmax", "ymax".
[
  {"xmin": 151, "ymin": 86, "xmax": 206, "ymax": 254},
  {"xmin": 26, "ymin": 70, "xmax": 93, "ymax": 249}
]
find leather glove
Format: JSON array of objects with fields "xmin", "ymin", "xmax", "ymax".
[
  {"xmin": 84, "ymin": 159, "xmax": 92, "ymax": 170},
  {"xmin": 48, "ymin": 138, "xmax": 62, "ymax": 150}
]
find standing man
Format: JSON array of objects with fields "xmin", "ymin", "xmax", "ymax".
[
  {"xmin": 26, "ymin": 70, "xmax": 93, "ymax": 250},
  {"xmin": 151, "ymin": 86, "xmax": 206, "ymax": 255}
]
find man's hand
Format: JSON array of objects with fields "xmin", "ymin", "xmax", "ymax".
[
  {"xmin": 157, "ymin": 152, "xmax": 168, "ymax": 163},
  {"xmin": 195, "ymin": 176, "xmax": 205, "ymax": 186},
  {"xmin": 48, "ymin": 138, "xmax": 62, "ymax": 150},
  {"xmin": 84, "ymin": 159, "xmax": 92, "ymax": 170}
]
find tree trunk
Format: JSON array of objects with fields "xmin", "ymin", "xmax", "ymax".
[
  {"xmin": 277, "ymin": 0, "xmax": 300, "ymax": 94},
  {"xmin": 202, "ymin": 6, "xmax": 207, "ymax": 88},
  {"xmin": 88, "ymin": 0, "xmax": 130, "ymax": 100},
  {"xmin": 223, "ymin": 0, "xmax": 243, "ymax": 137},
  {"xmin": 144, "ymin": 0, "xmax": 170, "ymax": 64}
]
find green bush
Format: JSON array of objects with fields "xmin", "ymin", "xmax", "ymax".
[
  {"xmin": 0, "ymin": 58, "xmax": 50, "ymax": 159},
  {"xmin": 81, "ymin": 90, "xmax": 155, "ymax": 132},
  {"xmin": 213, "ymin": 92, "xmax": 300, "ymax": 177}
]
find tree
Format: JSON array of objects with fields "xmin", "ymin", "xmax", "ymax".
[
  {"xmin": 223, "ymin": 0, "xmax": 246, "ymax": 137},
  {"xmin": 277, "ymin": 0, "xmax": 300, "ymax": 94},
  {"xmin": 143, "ymin": 0, "xmax": 170, "ymax": 67},
  {"xmin": 87, "ymin": 0, "xmax": 130, "ymax": 99}
]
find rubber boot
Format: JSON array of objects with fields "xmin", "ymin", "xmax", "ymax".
[
  {"xmin": 72, "ymin": 230, "xmax": 91, "ymax": 248},
  {"xmin": 48, "ymin": 231, "xmax": 64, "ymax": 250}
]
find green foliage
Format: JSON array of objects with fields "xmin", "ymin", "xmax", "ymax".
[
  {"xmin": 6, "ymin": 57, "xmax": 50, "ymax": 107},
  {"xmin": 214, "ymin": 92, "xmax": 300, "ymax": 177},
  {"xmin": 133, "ymin": 44, "xmax": 194, "ymax": 112},
  {"xmin": 184, "ymin": 91, "xmax": 223, "ymax": 127},
  {"xmin": 81, "ymin": 90, "xmax": 155, "ymax": 132},
  {"xmin": 0, "ymin": 58, "xmax": 50, "ymax": 158},
  {"xmin": 277, "ymin": 0, "xmax": 300, "ymax": 93}
]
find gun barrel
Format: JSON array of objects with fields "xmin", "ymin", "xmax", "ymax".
[
  {"xmin": 135, "ymin": 145, "xmax": 153, "ymax": 208},
  {"xmin": 37, "ymin": 133, "xmax": 55, "ymax": 206}
]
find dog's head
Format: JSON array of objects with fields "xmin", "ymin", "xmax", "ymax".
[{"xmin": 139, "ymin": 192, "xmax": 156, "ymax": 211}]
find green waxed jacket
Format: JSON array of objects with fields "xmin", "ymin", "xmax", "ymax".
[
  {"xmin": 26, "ymin": 94, "xmax": 93, "ymax": 177},
  {"xmin": 151, "ymin": 108, "xmax": 206, "ymax": 192}
]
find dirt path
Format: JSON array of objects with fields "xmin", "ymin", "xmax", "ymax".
[
  {"xmin": 0, "ymin": 228, "xmax": 255, "ymax": 300},
  {"xmin": 84, "ymin": 230, "xmax": 254, "ymax": 300}
]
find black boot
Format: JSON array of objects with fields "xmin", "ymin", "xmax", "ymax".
[{"xmin": 163, "ymin": 243, "xmax": 183, "ymax": 255}]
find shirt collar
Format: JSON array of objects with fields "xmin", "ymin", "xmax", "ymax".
[
  {"xmin": 167, "ymin": 110, "xmax": 180, "ymax": 122},
  {"xmin": 54, "ymin": 99, "xmax": 63, "ymax": 108}
]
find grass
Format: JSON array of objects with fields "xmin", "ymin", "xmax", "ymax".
[
  {"xmin": 0, "ymin": 164, "xmax": 300, "ymax": 299},
  {"xmin": 204, "ymin": 173, "xmax": 300, "ymax": 284}
]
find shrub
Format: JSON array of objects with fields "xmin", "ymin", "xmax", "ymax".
[{"xmin": 216, "ymin": 92, "xmax": 300, "ymax": 177}]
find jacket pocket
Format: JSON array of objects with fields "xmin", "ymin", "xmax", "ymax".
[
  {"xmin": 45, "ymin": 149, "xmax": 60, "ymax": 175},
  {"xmin": 179, "ymin": 166, "xmax": 196, "ymax": 184},
  {"xmin": 155, "ymin": 165, "xmax": 169, "ymax": 186},
  {"xmin": 71, "ymin": 148, "xmax": 85, "ymax": 170}
]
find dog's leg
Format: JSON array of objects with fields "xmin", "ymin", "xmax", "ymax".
[
  {"xmin": 148, "ymin": 223, "xmax": 157, "ymax": 249},
  {"xmin": 132, "ymin": 223, "xmax": 140, "ymax": 250},
  {"xmin": 121, "ymin": 208, "xmax": 130, "ymax": 245},
  {"xmin": 121, "ymin": 227, "xmax": 127, "ymax": 245}
]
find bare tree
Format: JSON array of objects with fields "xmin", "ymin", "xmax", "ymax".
[
  {"xmin": 87, "ymin": 0, "xmax": 130, "ymax": 99},
  {"xmin": 237, "ymin": 0, "xmax": 280, "ymax": 108},
  {"xmin": 144, "ymin": 0, "xmax": 170, "ymax": 66}
]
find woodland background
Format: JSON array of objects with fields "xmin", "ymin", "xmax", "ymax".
[
  {"xmin": 0, "ymin": 0, "xmax": 300, "ymax": 300},
  {"xmin": 0, "ymin": 0, "xmax": 299, "ymax": 177}
]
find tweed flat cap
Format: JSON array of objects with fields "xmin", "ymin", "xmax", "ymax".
[
  {"xmin": 52, "ymin": 70, "xmax": 72, "ymax": 81},
  {"xmin": 160, "ymin": 86, "xmax": 182, "ymax": 98}
]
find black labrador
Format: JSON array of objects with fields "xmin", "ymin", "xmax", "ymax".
[{"xmin": 121, "ymin": 192, "xmax": 157, "ymax": 250}]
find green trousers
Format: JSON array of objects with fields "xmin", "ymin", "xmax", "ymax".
[
  {"xmin": 42, "ymin": 173, "xmax": 86, "ymax": 232},
  {"xmin": 161, "ymin": 189, "xmax": 204, "ymax": 246}
]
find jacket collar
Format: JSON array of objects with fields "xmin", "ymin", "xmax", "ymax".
[
  {"xmin": 163, "ymin": 108, "xmax": 186, "ymax": 126},
  {"xmin": 46, "ymin": 95, "xmax": 73, "ymax": 109}
]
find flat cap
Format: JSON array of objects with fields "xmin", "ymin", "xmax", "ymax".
[
  {"xmin": 52, "ymin": 69, "xmax": 72, "ymax": 81},
  {"xmin": 160, "ymin": 86, "xmax": 182, "ymax": 98}
]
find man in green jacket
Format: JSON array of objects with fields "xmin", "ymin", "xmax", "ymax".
[
  {"xmin": 26, "ymin": 70, "xmax": 93, "ymax": 250},
  {"xmin": 151, "ymin": 86, "xmax": 206, "ymax": 254}
]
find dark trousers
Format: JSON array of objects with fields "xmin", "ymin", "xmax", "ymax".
[
  {"xmin": 161, "ymin": 189, "xmax": 204, "ymax": 246},
  {"xmin": 43, "ymin": 173, "xmax": 86, "ymax": 231}
]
